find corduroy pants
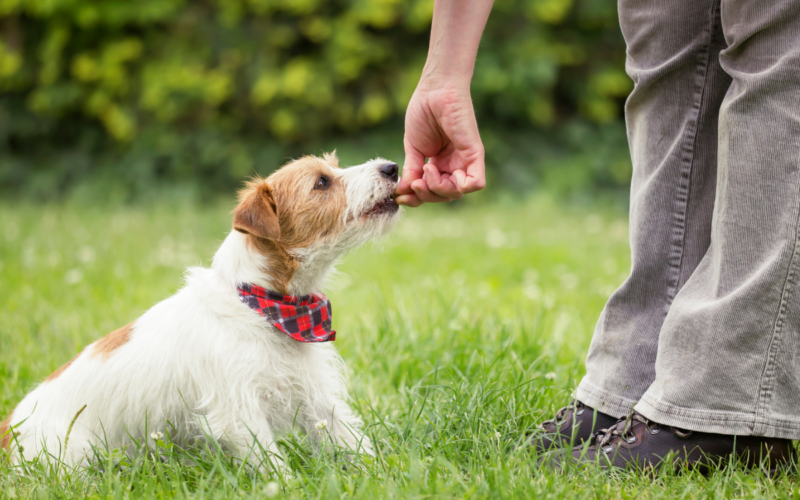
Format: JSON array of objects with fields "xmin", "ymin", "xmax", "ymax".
[{"xmin": 576, "ymin": 0, "xmax": 800, "ymax": 439}]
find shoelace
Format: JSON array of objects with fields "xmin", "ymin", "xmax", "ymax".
[
  {"xmin": 541, "ymin": 400, "xmax": 585, "ymax": 429},
  {"xmin": 592, "ymin": 412, "xmax": 691, "ymax": 453}
]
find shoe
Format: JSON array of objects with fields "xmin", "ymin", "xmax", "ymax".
[
  {"xmin": 530, "ymin": 400, "xmax": 618, "ymax": 452},
  {"xmin": 541, "ymin": 411, "xmax": 796, "ymax": 475}
]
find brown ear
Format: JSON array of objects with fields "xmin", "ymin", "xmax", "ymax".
[{"xmin": 232, "ymin": 182, "xmax": 281, "ymax": 241}]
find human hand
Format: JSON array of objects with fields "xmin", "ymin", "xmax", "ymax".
[{"xmin": 395, "ymin": 84, "xmax": 486, "ymax": 207}]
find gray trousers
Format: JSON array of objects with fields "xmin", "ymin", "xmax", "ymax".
[{"xmin": 576, "ymin": 0, "xmax": 800, "ymax": 439}]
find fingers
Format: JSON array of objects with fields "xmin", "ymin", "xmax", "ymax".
[
  {"xmin": 451, "ymin": 156, "xmax": 486, "ymax": 194},
  {"xmin": 398, "ymin": 151, "xmax": 485, "ymax": 204},
  {"xmin": 399, "ymin": 143, "xmax": 457, "ymax": 205},
  {"xmin": 396, "ymin": 164, "xmax": 422, "ymax": 196},
  {"xmin": 395, "ymin": 165, "xmax": 457, "ymax": 205},
  {"xmin": 410, "ymin": 178, "xmax": 453, "ymax": 203},
  {"xmin": 422, "ymin": 164, "xmax": 462, "ymax": 200},
  {"xmin": 394, "ymin": 193, "xmax": 423, "ymax": 207},
  {"xmin": 398, "ymin": 143, "xmax": 426, "ymax": 196}
]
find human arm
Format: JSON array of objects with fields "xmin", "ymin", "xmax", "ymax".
[{"xmin": 394, "ymin": 0, "xmax": 494, "ymax": 207}]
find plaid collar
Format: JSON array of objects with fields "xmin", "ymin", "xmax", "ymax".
[{"xmin": 237, "ymin": 283, "xmax": 336, "ymax": 343}]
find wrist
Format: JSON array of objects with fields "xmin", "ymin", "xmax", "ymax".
[{"xmin": 417, "ymin": 62, "xmax": 473, "ymax": 92}]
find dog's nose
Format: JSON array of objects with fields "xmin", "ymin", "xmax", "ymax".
[{"xmin": 380, "ymin": 162, "xmax": 399, "ymax": 182}]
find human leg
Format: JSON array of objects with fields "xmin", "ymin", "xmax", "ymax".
[
  {"xmin": 634, "ymin": 0, "xmax": 800, "ymax": 439},
  {"xmin": 533, "ymin": 0, "xmax": 731, "ymax": 450},
  {"xmin": 542, "ymin": 0, "xmax": 800, "ymax": 472},
  {"xmin": 576, "ymin": 0, "xmax": 732, "ymax": 418}
]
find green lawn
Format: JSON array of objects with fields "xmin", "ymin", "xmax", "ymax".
[{"xmin": 0, "ymin": 196, "xmax": 796, "ymax": 499}]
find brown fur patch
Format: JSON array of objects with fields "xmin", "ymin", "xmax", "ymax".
[
  {"xmin": 233, "ymin": 154, "xmax": 347, "ymax": 294},
  {"xmin": 45, "ymin": 353, "xmax": 80, "ymax": 382},
  {"xmin": 1, "ymin": 412, "xmax": 12, "ymax": 451},
  {"xmin": 233, "ymin": 180, "xmax": 281, "ymax": 241},
  {"xmin": 92, "ymin": 323, "xmax": 134, "ymax": 359},
  {"xmin": 245, "ymin": 237, "xmax": 300, "ymax": 294},
  {"xmin": 268, "ymin": 155, "xmax": 347, "ymax": 247}
]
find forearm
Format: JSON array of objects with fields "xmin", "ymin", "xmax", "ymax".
[{"xmin": 419, "ymin": 0, "xmax": 494, "ymax": 89}]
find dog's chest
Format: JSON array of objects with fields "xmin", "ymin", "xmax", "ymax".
[{"xmin": 250, "ymin": 337, "xmax": 322, "ymax": 396}]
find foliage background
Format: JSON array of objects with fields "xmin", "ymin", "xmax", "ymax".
[{"xmin": 0, "ymin": 0, "xmax": 632, "ymax": 201}]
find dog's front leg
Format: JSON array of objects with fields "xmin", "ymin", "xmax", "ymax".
[
  {"xmin": 201, "ymin": 413, "xmax": 288, "ymax": 476},
  {"xmin": 311, "ymin": 398, "xmax": 374, "ymax": 458},
  {"xmin": 240, "ymin": 422, "xmax": 287, "ymax": 477}
]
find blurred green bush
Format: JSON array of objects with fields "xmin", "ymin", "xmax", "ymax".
[{"xmin": 0, "ymin": 0, "xmax": 631, "ymax": 200}]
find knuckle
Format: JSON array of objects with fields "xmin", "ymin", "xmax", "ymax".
[{"xmin": 464, "ymin": 179, "xmax": 486, "ymax": 193}]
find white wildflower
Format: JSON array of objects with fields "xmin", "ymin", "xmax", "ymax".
[
  {"xmin": 150, "ymin": 431, "xmax": 164, "ymax": 441},
  {"xmin": 495, "ymin": 431, "xmax": 501, "ymax": 440},
  {"xmin": 265, "ymin": 481, "xmax": 280, "ymax": 497},
  {"xmin": 315, "ymin": 419, "xmax": 328, "ymax": 430},
  {"xmin": 545, "ymin": 372, "xmax": 557, "ymax": 380}
]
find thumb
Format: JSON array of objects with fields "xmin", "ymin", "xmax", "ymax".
[
  {"xmin": 397, "ymin": 145, "xmax": 426, "ymax": 195},
  {"xmin": 452, "ymin": 160, "xmax": 487, "ymax": 194}
]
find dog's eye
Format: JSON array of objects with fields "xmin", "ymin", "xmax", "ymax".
[{"xmin": 314, "ymin": 175, "xmax": 331, "ymax": 190}]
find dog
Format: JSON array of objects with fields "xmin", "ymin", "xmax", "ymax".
[{"xmin": 1, "ymin": 153, "xmax": 401, "ymax": 470}]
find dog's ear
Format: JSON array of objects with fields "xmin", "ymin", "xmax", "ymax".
[
  {"xmin": 323, "ymin": 150, "xmax": 338, "ymax": 167},
  {"xmin": 233, "ymin": 181, "xmax": 281, "ymax": 241}
]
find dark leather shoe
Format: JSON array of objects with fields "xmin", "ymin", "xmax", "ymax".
[
  {"xmin": 542, "ymin": 411, "xmax": 796, "ymax": 475},
  {"xmin": 530, "ymin": 400, "xmax": 618, "ymax": 452}
]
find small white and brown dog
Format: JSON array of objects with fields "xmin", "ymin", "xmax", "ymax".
[{"xmin": 1, "ymin": 153, "xmax": 401, "ymax": 470}]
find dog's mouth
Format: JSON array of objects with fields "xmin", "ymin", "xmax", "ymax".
[{"xmin": 366, "ymin": 194, "xmax": 400, "ymax": 216}]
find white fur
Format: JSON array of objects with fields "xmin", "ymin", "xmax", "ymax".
[{"xmin": 6, "ymin": 158, "xmax": 400, "ymax": 471}]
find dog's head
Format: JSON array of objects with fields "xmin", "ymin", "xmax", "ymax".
[{"xmin": 230, "ymin": 153, "xmax": 401, "ymax": 294}]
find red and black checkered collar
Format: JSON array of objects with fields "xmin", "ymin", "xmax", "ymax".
[{"xmin": 237, "ymin": 283, "xmax": 335, "ymax": 343}]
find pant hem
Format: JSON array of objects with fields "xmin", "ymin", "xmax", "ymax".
[
  {"xmin": 576, "ymin": 379, "xmax": 639, "ymax": 419},
  {"xmin": 636, "ymin": 394, "xmax": 800, "ymax": 440}
]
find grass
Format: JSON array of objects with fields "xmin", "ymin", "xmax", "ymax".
[{"xmin": 1, "ymin": 195, "xmax": 798, "ymax": 499}]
